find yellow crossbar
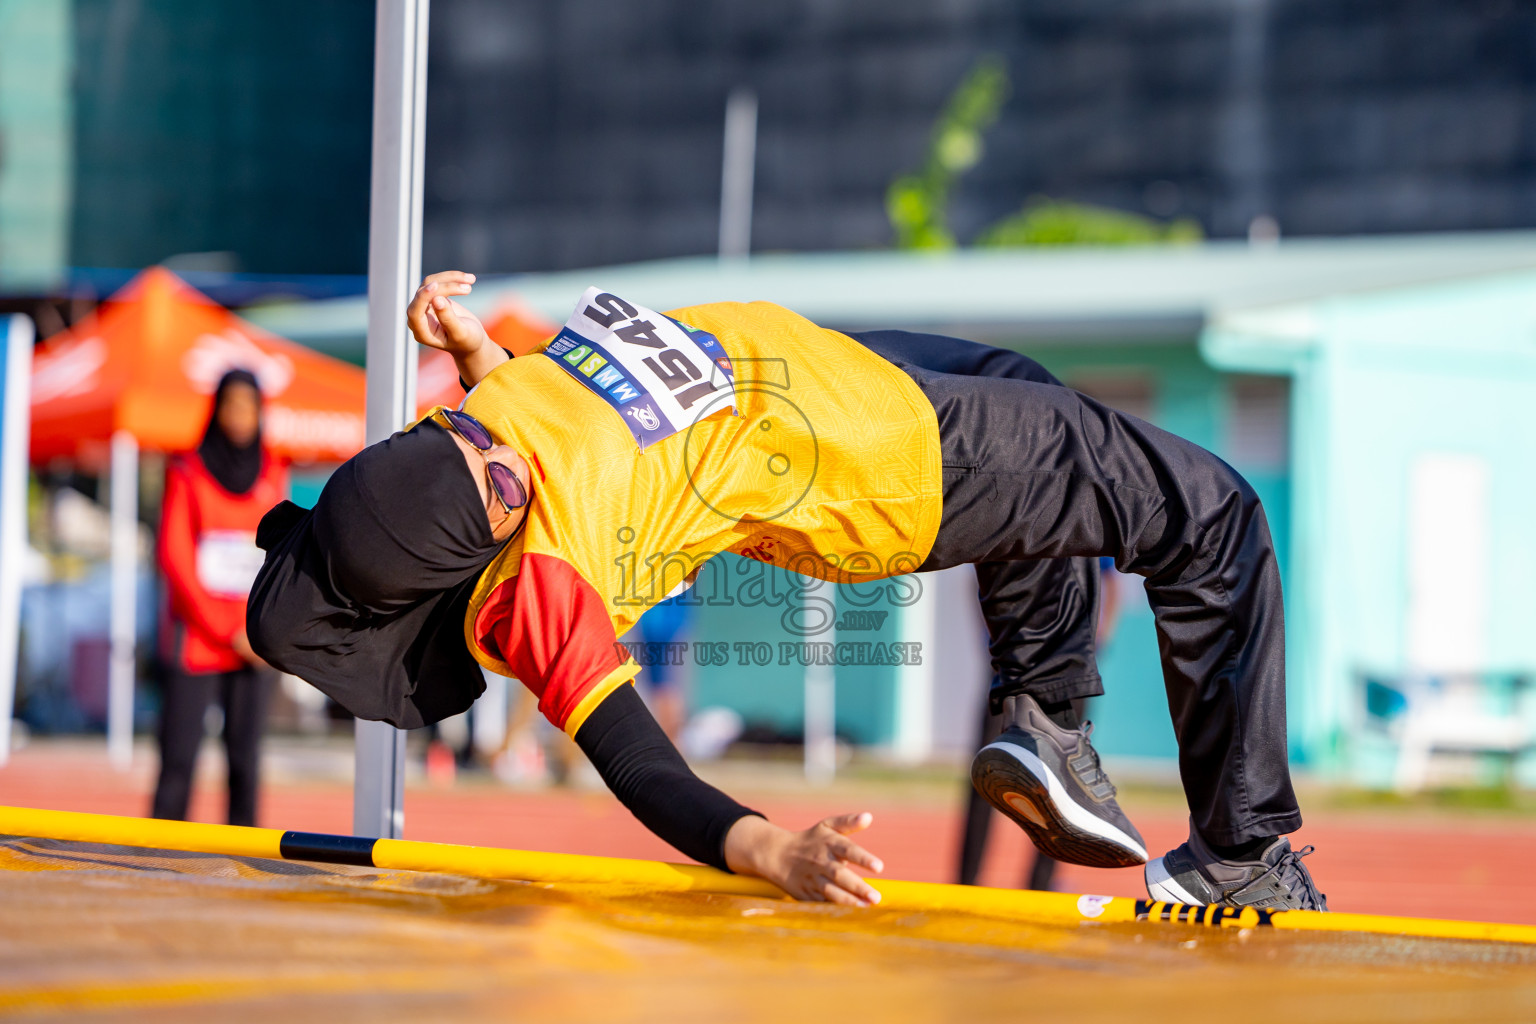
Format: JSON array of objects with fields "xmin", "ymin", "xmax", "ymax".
[{"xmin": 2, "ymin": 804, "xmax": 1531, "ymax": 945}]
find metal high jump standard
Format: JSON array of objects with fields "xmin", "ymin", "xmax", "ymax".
[{"xmin": 355, "ymin": 0, "xmax": 430, "ymax": 840}]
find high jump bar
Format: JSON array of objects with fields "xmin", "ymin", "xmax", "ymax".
[{"xmin": 2, "ymin": 805, "xmax": 1531, "ymax": 946}]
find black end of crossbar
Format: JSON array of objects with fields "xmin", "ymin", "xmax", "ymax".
[{"xmin": 278, "ymin": 831, "xmax": 378, "ymax": 866}]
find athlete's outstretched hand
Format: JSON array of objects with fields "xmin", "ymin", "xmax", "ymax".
[
  {"xmin": 406, "ymin": 271, "xmax": 508, "ymax": 388},
  {"xmin": 723, "ymin": 812, "xmax": 885, "ymax": 907}
]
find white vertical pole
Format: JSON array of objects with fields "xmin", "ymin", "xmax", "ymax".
[
  {"xmin": 804, "ymin": 615, "xmax": 836, "ymax": 784},
  {"xmin": 355, "ymin": 0, "xmax": 430, "ymax": 840},
  {"xmin": 471, "ymin": 669, "xmax": 508, "ymax": 756},
  {"xmin": 107, "ymin": 429, "xmax": 138, "ymax": 771},
  {"xmin": 892, "ymin": 571, "xmax": 937, "ymax": 764},
  {"xmin": 717, "ymin": 87, "xmax": 757, "ymax": 261},
  {"xmin": 0, "ymin": 315, "xmax": 35, "ymax": 766}
]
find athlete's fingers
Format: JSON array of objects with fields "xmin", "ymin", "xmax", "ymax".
[
  {"xmin": 827, "ymin": 834, "xmax": 883, "ymax": 875},
  {"xmin": 819, "ymin": 869, "xmax": 877, "ymax": 907},
  {"xmin": 408, "ymin": 272, "xmax": 475, "ymax": 346},
  {"xmin": 822, "ymin": 812, "xmax": 874, "ymax": 837},
  {"xmin": 416, "ymin": 279, "xmax": 471, "ymax": 311},
  {"xmin": 421, "ymin": 270, "xmax": 476, "ymax": 290},
  {"xmin": 431, "ymin": 296, "xmax": 475, "ymax": 347},
  {"xmin": 835, "ymin": 863, "xmax": 881, "ymax": 905},
  {"xmin": 818, "ymin": 877, "xmax": 862, "ymax": 907},
  {"xmin": 406, "ymin": 286, "xmax": 446, "ymax": 350}
]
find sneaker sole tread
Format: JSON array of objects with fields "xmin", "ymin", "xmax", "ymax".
[{"xmin": 971, "ymin": 742, "xmax": 1147, "ymax": 870}]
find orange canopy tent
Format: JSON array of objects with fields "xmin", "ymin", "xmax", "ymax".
[
  {"xmin": 26, "ymin": 267, "xmax": 380, "ymax": 769},
  {"xmin": 485, "ymin": 298, "xmax": 557, "ymax": 358},
  {"xmin": 414, "ymin": 298, "xmax": 555, "ymax": 413},
  {"xmin": 30, "ymin": 268, "xmax": 368, "ymax": 466}
]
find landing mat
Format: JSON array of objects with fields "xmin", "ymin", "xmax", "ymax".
[{"xmin": 2, "ymin": 835, "xmax": 1535, "ymax": 1023}]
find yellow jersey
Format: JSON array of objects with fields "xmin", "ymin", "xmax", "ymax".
[{"xmin": 458, "ymin": 300, "xmax": 942, "ymax": 734}]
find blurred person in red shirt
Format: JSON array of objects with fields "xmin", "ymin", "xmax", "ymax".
[{"xmin": 152, "ymin": 369, "xmax": 287, "ymax": 826}]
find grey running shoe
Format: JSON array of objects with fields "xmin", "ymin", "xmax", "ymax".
[
  {"xmin": 1145, "ymin": 828, "xmax": 1329, "ymax": 911},
  {"xmin": 970, "ymin": 694, "xmax": 1148, "ymax": 869}
]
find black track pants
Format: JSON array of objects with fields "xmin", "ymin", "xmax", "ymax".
[
  {"xmin": 850, "ymin": 330, "xmax": 1301, "ymax": 845},
  {"xmin": 851, "ymin": 331, "xmax": 1103, "ymax": 706},
  {"xmin": 151, "ymin": 665, "xmax": 271, "ymax": 827}
]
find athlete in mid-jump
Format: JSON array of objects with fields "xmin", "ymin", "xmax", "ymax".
[{"xmin": 248, "ymin": 271, "xmax": 1326, "ymax": 912}]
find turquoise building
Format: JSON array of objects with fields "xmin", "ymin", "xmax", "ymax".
[{"xmin": 255, "ymin": 232, "xmax": 1536, "ymax": 777}]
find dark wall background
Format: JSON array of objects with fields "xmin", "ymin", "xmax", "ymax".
[
  {"xmin": 66, "ymin": 0, "xmax": 1536, "ymax": 277},
  {"xmin": 424, "ymin": 0, "xmax": 1536, "ymax": 273},
  {"xmin": 69, "ymin": 0, "xmax": 374, "ymax": 275}
]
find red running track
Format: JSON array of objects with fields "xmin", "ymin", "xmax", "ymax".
[{"xmin": 4, "ymin": 741, "xmax": 1535, "ymax": 926}]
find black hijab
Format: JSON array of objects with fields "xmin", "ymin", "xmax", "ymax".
[
  {"xmin": 199, "ymin": 368, "xmax": 265, "ymax": 494},
  {"xmin": 246, "ymin": 420, "xmax": 505, "ymax": 728}
]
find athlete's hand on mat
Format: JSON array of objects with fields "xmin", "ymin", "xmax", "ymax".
[{"xmin": 723, "ymin": 812, "xmax": 885, "ymax": 907}]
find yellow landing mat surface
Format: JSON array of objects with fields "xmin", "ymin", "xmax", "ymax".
[{"xmin": 2, "ymin": 836, "xmax": 1534, "ymax": 1024}]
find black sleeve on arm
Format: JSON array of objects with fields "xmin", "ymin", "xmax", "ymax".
[{"xmin": 573, "ymin": 684, "xmax": 761, "ymax": 872}]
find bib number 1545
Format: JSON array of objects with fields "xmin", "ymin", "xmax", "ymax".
[{"xmin": 546, "ymin": 286, "xmax": 737, "ymax": 449}]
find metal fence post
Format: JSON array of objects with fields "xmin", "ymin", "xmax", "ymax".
[
  {"xmin": 0, "ymin": 315, "xmax": 35, "ymax": 766},
  {"xmin": 718, "ymin": 88, "xmax": 758, "ymax": 261},
  {"xmin": 106, "ymin": 430, "xmax": 138, "ymax": 771}
]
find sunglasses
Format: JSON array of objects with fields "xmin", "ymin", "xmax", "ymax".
[{"xmin": 443, "ymin": 409, "xmax": 529, "ymax": 515}]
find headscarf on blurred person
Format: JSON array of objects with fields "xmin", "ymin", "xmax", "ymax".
[{"xmin": 198, "ymin": 368, "xmax": 265, "ymax": 495}]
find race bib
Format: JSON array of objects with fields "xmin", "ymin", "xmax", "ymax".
[
  {"xmin": 196, "ymin": 530, "xmax": 265, "ymax": 599},
  {"xmin": 546, "ymin": 287, "xmax": 736, "ymax": 449}
]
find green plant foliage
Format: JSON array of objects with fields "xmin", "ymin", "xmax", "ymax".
[
  {"xmin": 977, "ymin": 197, "xmax": 1203, "ymax": 247},
  {"xmin": 886, "ymin": 57, "xmax": 1205, "ymax": 249},
  {"xmin": 885, "ymin": 56, "xmax": 1009, "ymax": 250}
]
